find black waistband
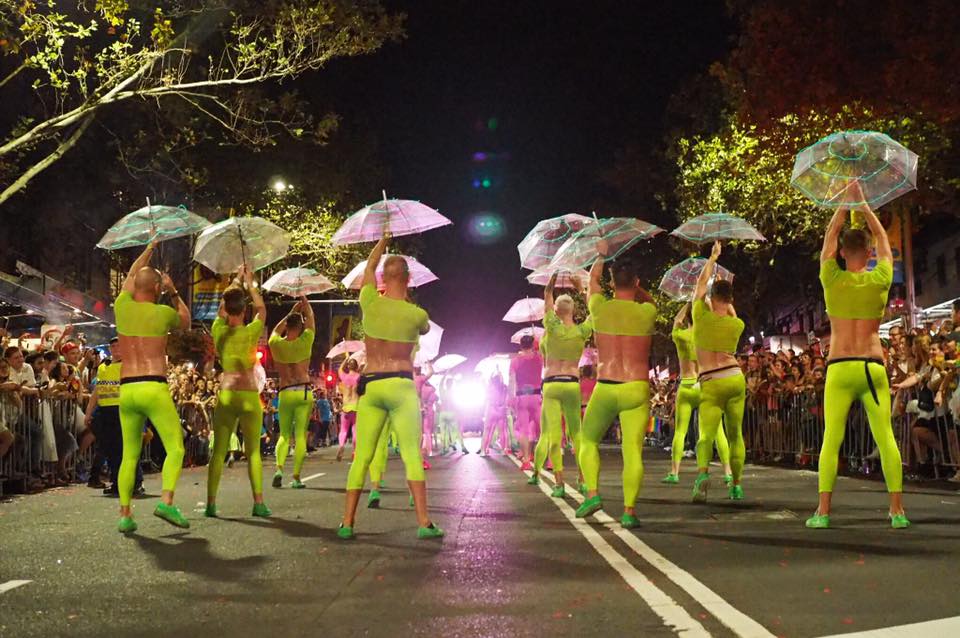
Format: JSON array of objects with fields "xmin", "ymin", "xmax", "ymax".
[
  {"xmin": 120, "ymin": 375, "xmax": 167, "ymax": 385},
  {"xmin": 598, "ymin": 379, "xmax": 624, "ymax": 385},
  {"xmin": 358, "ymin": 372, "xmax": 413, "ymax": 397},
  {"xmin": 280, "ymin": 382, "xmax": 313, "ymax": 400},
  {"xmin": 827, "ymin": 358, "xmax": 883, "ymax": 405},
  {"xmin": 697, "ymin": 364, "xmax": 741, "ymax": 381},
  {"xmin": 543, "ymin": 375, "xmax": 579, "ymax": 384},
  {"xmin": 517, "ymin": 386, "xmax": 542, "ymax": 396}
]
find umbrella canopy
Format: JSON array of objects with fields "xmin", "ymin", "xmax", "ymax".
[
  {"xmin": 578, "ymin": 347, "xmax": 598, "ymax": 368},
  {"xmin": 525, "ymin": 266, "xmax": 590, "ymax": 289},
  {"xmin": 517, "ymin": 213, "xmax": 594, "ymax": 270},
  {"xmin": 549, "ymin": 217, "xmax": 663, "ymax": 270},
  {"xmin": 474, "ymin": 354, "xmax": 512, "ymax": 382},
  {"xmin": 326, "ymin": 340, "xmax": 365, "ymax": 359},
  {"xmin": 415, "ymin": 320, "xmax": 444, "ymax": 366},
  {"xmin": 511, "ymin": 326, "xmax": 544, "ymax": 345},
  {"xmin": 193, "ymin": 217, "xmax": 290, "ymax": 273},
  {"xmin": 331, "ymin": 196, "xmax": 452, "ymax": 245},
  {"xmin": 503, "ymin": 298, "xmax": 545, "ymax": 323},
  {"xmin": 97, "ymin": 204, "xmax": 210, "ymax": 250},
  {"xmin": 262, "ymin": 268, "xmax": 335, "ymax": 297},
  {"xmin": 432, "ymin": 353, "xmax": 467, "ymax": 373},
  {"xmin": 670, "ymin": 213, "xmax": 765, "ymax": 244},
  {"xmin": 658, "ymin": 257, "xmax": 735, "ymax": 302},
  {"xmin": 341, "ymin": 255, "xmax": 438, "ymax": 290},
  {"xmin": 791, "ymin": 130, "xmax": 919, "ymax": 210}
]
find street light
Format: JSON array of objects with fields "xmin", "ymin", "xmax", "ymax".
[{"xmin": 272, "ymin": 179, "xmax": 287, "ymax": 193}]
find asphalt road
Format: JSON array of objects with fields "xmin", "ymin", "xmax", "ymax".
[{"xmin": 3, "ymin": 444, "xmax": 960, "ymax": 638}]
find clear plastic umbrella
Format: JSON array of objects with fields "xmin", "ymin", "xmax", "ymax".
[
  {"xmin": 549, "ymin": 217, "xmax": 663, "ymax": 270},
  {"xmin": 341, "ymin": 255, "xmax": 438, "ymax": 290},
  {"xmin": 474, "ymin": 354, "xmax": 512, "ymax": 382},
  {"xmin": 670, "ymin": 213, "xmax": 765, "ymax": 244},
  {"xmin": 526, "ymin": 266, "xmax": 590, "ymax": 289},
  {"xmin": 517, "ymin": 213, "xmax": 594, "ymax": 270},
  {"xmin": 432, "ymin": 354, "xmax": 467, "ymax": 373},
  {"xmin": 331, "ymin": 192, "xmax": 452, "ymax": 245},
  {"xmin": 326, "ymin": 340, "xmax": 365, "ymax": 359},
  {"xmin": 658, "ymin": 257, "xmax": 735, "ymax": 302},
  {"xmin": 578, "ymin": 347, "xmax": 598, "ymax": 368},
  {"xmin": 416, "ymin": 320, "xmax": 444, "ymax": 364},
  {"xmin": 511, "ymin": 326, "xmax": 544, "ymax": 344},
  {"xmin": 193, "ymin": 217, "xmax": 290, "ymax": 273},
  {"xmin": 503, "ymin": 298, "xmax": 545, "ymax": 323},
  {"xmin": 263, "ymin": 267, "xmax": 335, "ymax": 297},
  {"xmin": 791, "ymin": 130, "xmax": 919, "ymax": 210},
  {"xmin": 97, "ymin": 203, "xmax": 210, "ymax": 250}
]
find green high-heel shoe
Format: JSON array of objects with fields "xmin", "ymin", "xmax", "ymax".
[{"xmin": 692, "ymin": 473, "xmax": 709, "ymax": 503}]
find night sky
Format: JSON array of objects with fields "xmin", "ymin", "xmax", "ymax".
[{"xmin": 316, "ymin": 1, "xmax": 733, "ymax": 360}]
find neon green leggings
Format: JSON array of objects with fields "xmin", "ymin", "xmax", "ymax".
[
  {"xmin": 437, "ymin": 411, "xmax": 462, "ymax": 450},
  {"xmin": 118, "ymin": 381, "xmax": 184, "ymax": 507},
  {"xmin": 276, "ymin": 388, "xmax": 313, "ymax": 478},
  {"xmin": 696, "ymin": 373, "xmax": 745, "ymax": 480},
  {"xmin": 208, "ymin": 390, "xmax": 264, "ymax": 501},
  {"xmin": 671, "ymin": 379, "xmax": 730, "ymax": 467},
  {"xmin": 818, "ymin": 360, "xmax": 902, "ymax": 493},
  {"xmin": 346, "ymin": 377, "xmax": 425, "ymax": 490},
  {"xmin": 370, "ymin": 418, "xmax": 394, "ymax": 484},
  {"xmin": 578, "ymin": 380, "xmax": 649, "ymax": 507},
  {"xmin": 535, "ymin": 381, "xmax": 581, "ymax": 474}
]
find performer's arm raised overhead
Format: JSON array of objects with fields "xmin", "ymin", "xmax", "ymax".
[{"xmin": 694, "ymin": 240, "xmax": 721, "ymax": 302}]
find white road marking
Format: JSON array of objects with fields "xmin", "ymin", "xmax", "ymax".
[
  {"xmin": 0, "ymin": 580, "xmax": 31, "ymax": 594},
  {"xmin": 507, "ymin": 456, "xmax": 710, "ymax": 636},
  {"xmin": 818, "ymin": 616, "xmax": 960, "ymax": 637},
  {"xmin": 301, "ymin": 472, "xmax": 326, "ymax": 482},
  {"xmin": 522, "ymin": 459, "xmax": 776, "ymax": 638}
]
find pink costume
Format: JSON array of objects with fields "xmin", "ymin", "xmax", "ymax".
[
  {"xmin": 510, "ymin": 351, "xmax": 543, "ymax": 441},
  {"xmin": 417, "ymin": 375, "xmax": 438, "ymax": 456},
  {"xmin": 338, "ymin": 371, "xmax": 360, "ymax": 447},
  {"xmin": 482, "ymin": 376, "xmax": 509, "ymax": 454}
]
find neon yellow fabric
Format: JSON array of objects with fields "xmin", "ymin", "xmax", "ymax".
[
  {"xmin": 817, "ymin": 361, "xmax": 902, "ymax": 492},
  {"xmin": 534, "ymin": 380, "xmax": 581, "ymax": 474},
  {"xmin": 114, "ymin": 291, "xmax": 179, "ymax": 337},
  {"xmin": 820, "ymin": 259, "xmax": 892, "ymax": 320},
  {"xmin": 268, "ymin": 329, "xmax": 315, "ymax": 364},
  {"xmin": 208, "ymin": 390, "xmax": 263, "ymax": 500},
  {"xmin": 588, "ymin": 294, "xmax": 655, "ymax": 336},
  {"xmin": 672, "ymin": 379, "xmax": 729, "ymax": 468},
  {"xmin": 541, "ymin": 310, "xmax": 593, "ymax": 362},
  {"xmin": 118, "ymin": 381, "xmax": 183, "ymax": 506},
  {"xmin": 275, "ymin": 388, "xmax": 312, "ymax": 477},
  {"xmin": 360, "ymin": 284, "xmax": 429, "ymax": 343},
  {"xmin": 212, "ymin": 318, "xmax": 263, "ymax": 372},
  {"xmin": 95, "ymin": 361, "xmax": 122, "ymax": 407},
  {"xmin": 696, "ymin": 372, "xmax": 746, "ymax": 480},
  {"xmin": 578, "ymin": 380, "xmax": 649, "ymax": 507},
  {"xmin": 370, "ymin": 418, "xmax": 392, "ymax": 484},
  {"xmin": 346, "ymin": 377, "xmax": 424, "ymax": 490},
  {"xmin": 692, "ymin": 299, "xmax": 744, "ymax": 354},
  {"xmin": 672, "ymin": 327, "xmax": 697, "ymax": 363}
]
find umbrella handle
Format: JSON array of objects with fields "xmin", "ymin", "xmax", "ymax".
[{"xmin": 237, "ymin": 223, "xmax": 247, "ymax": 272}]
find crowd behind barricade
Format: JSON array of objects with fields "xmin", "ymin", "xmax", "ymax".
[
  {"xmin": 658, "ymin": 312, "xmax": 960, "ymax": 482},
  {"xmin": 0, "ymin": 331, "xmax": 345, "ymax": 497}
]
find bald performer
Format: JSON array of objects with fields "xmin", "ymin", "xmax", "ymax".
[{"xmin": 114, "ymin": 241, "xmax": 191, "ymax": 532}]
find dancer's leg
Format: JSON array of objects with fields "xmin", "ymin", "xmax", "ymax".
[
  {"xmin": 207, "ymin": 394, "xmax": 238, "ymax": 508},
  {"xmin": 814, "ymin": 363, "xmax": 857, "ymax": 516},
  {"xmin": 275, "ymin": 394, "xmax": 294, "ymax": 472},
  {"xmin": 620, "ymin": 381, "xmax": 650, "ymax": 515},
  {"xmin": 669, "ymin": 380, "xmax": 697, "ymax": 476},
  {"xmin": 291, "ymin": 395, "xmax": 312, "ymax": 480},
  {"xmin": 860, "ymin": 363, "xmax": 905, "ymax": 516}
]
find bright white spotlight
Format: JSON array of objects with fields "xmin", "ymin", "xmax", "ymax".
[
  {"xmin": 272, "ymin": 179, "xmax": 287, "ymax": 192},
  {"xmin": 452, "ymin": 379, "xmax": 486, "ymax": 410}
]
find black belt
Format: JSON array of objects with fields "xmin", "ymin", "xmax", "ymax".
[
  {"xmin": 358, "ymin": 372, "xmax": 413, "ymax": 397},
  {"xmin": 827, "ymin": 357, "xmax": 884, "ymax": 405},
  {"xmin": 121, "ymin": 375, "xmax": 167, "ymax": 385},
  {"xmin": 543, "ymin": 375, "xmax": 579, "ymax": 384},
  {"xmin": 517, "ymin": 386, "xmax": 541, "ymax": 396},
  {"xmin": 697, "ymin": 364, "xmax": 741, "ymax": 382},
  {"xmin": 598, "ymin": 379, "xmax": 624, "ymax": 385}
]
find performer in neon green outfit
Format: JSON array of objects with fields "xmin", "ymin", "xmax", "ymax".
[
  {"xmin": 113, "ymin": 241, "xmax": 191, "ymax": 533},
  {"xmin": 339, "ymin": 231, "xmax": 443, "ymax": 540},
  {"xmin": 206, "ymin": 265, "xmax": 271, "ymax": 518},
  {"xmin": 269, "ymin": 296, "xmax": 316, "ymax": 489},
  {"xmin": 690, "ymin": 241, "xmax": 746, "ymax": 503},
  {"xmin": 576, "ymin": 244, "xmax": 656, "ymax": 529},
  {"xmin": 662, "ymin": 303, "xmax": 732, "ymax": 485},
  {"xmin": 530, "ymin": 272, "xmax": 592, "ymax": 497},
  {"xmin": 807, "ymin": 185, "xmax": 908, "ymax": 529}
]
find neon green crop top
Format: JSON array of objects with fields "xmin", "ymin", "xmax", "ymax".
[
  {"xmin": 541, "ymin": 310, "xmax": 592, "ymax": 362},
  {"xmin": 114, "ymin": 291, "xmax": 180, "ymax": 337},
  {"xmin": 268, "ymin": 329, "xmax": 315, "ymax": 364},
  {"xmin": 212, "ymin": 317, "xmax": 263, "ymax": 372},
  {"xmin": 360, "ymin": 284, "xmax": 429, "ymax": 344},
  {"xmin": 692, "ymin": 299, "xmax": 743, "ymax": 354},
  {"xmin": 820, "ymin": 259, "xmax": 892, "ymax": 320},
  {"xmin": 588, "ymin": 294, "xmax": 656, "ymax": 337},
  {"xmin": 672, "ymin": 326, "xmax": 697, "ymax": 363}
]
